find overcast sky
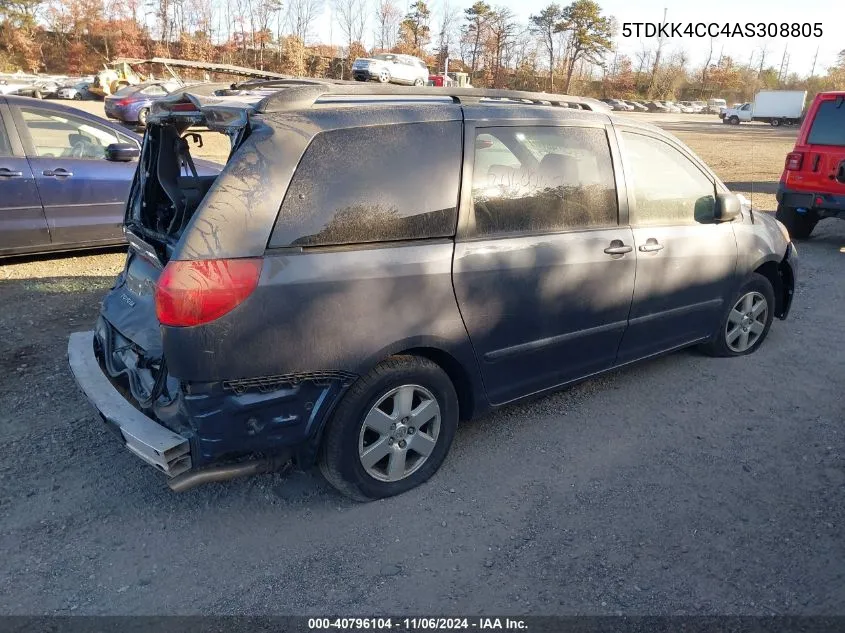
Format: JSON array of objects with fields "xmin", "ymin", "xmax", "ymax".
[{"xmin": 315, "ymin": 0, "xmax": 842, "ymax": 76}]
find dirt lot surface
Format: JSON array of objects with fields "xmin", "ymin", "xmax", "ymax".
[{"xmin": 1, "ymin": 105, "xmax": 844, "ymax": 616}]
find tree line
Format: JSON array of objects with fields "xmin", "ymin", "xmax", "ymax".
[{"xmin": 1, "ymin": 0, "xmax": 843, "ymax": 101}]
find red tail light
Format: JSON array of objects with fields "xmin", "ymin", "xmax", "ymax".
[
  {"xmin": 785, "ymin": 152, "xmax": 803, "ymax": 171},
  {"xmin": 155, "ymin": 258, "xmax": 263, "ymax": 327},
  {"xmin": 116, "ymin": 98, "xmax": 132, "ymax": 107},
  {"xmin": 171, "ymin": 102, "xmax": 198, "ymax": 112}
]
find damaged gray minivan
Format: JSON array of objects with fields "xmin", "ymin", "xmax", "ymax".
[{"xmin": 69, "ymin": 81, "xmax": 797, "ymax": 500}]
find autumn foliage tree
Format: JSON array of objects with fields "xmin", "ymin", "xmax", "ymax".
[
  {"xmin": 1, "ymin": 0, "xmax": 843, "ymax": 102},
  {"xmin": 397, "ymin": 0, "xmax": 430, "ymax": 56}
]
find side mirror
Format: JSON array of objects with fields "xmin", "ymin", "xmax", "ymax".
[
  {"xmin": 714, "ymin": 192, "xmax": 742, "ymax": 222},
  {"xmin": 105, "ymin": 142, "xmax": 139, "ymax": 162}
]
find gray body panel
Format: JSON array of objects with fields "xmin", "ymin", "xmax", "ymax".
[
  {"xmin": 80, "ymin": 92, "xmax": 797, "ymax": 475},
  {"xmin": 163, "ymin": 241, "xmax": 487, "ymax": 414},
  {"xmin": 168, "ymin": 100, "xmax": 794, "ymax": 407}
]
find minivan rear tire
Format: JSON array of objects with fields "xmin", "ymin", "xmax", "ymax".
[
  {"xmin": 776, "ymin": 204, "xmax": 817, "ymax": 240},
  {"xmin": 319, "ymin": 355, "xmax": 459, "ymax": 501}
]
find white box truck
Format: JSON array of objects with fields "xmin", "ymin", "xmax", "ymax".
[{"xmin": 722, "ymin": 90, "xmax": 807, "ymax": 126}]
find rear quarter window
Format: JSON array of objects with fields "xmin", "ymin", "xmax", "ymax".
[
  {"xmin": 270, "ymin": 121, "xmax": 462, "ymax": 248},
  {"xmin": 807, "ymin": 99, "xmax": 845, "ymax": 146}
]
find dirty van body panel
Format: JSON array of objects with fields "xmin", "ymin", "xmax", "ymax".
[
  {"xmin": 733, "ymin": 210, "xmax": 796, "ymax": 318},
  {"xmin": 92, "ymin": 101, "xmax": 486, "ymax": 472},
  {"xmin": 162, "ymin": 241, "xmax": 481, "ymax": 387},
  {"xmin": 157, "ymin": 240, "xmax": 485, "ymax": 465}
]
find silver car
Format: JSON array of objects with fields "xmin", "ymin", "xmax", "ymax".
[{"xmin": 352, "ymin": 54, "xmax": 429, "ymax": 86}]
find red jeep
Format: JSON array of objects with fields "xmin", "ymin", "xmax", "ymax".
[{"xmin": 776, "ymin": 91, "xmax": 845, "ymax": 239}]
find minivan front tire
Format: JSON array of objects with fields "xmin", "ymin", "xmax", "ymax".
[
  {"xmin": 319, "ymin": 355, "xmax": 459, "ymax": 501},
  {"xmin": 701, "ymin": 273, "xmax": 775, "ymax": 357}
]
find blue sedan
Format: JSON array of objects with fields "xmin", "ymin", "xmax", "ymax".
[
  {"xmin": 0, "ymin": 95, "xmax": 217, "ymax": 257},
  {"xmin": 104, "ymin": 82, "xmax": 176, "ymax": 128}
]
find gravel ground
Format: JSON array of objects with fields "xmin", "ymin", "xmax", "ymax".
[{"xmin": 1, "ymin": 109, "xmax": 843, "ymax": 616}]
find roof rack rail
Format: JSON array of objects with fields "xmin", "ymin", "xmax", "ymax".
[{"xmin": 238, "ymin": 79, "xmax": 608, "ymax": 114}]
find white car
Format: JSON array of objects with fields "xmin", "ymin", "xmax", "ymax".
[
  {"xmin": 678, "ymin": 101, "xmax": 703, "ymax": 113},
  {"xmin": 352, "ymin": 54, "xmax": 429, "ymax": 86},
  {"xmin": 57, "ymin": 81, "xmax": 91, "ymax": 100}
]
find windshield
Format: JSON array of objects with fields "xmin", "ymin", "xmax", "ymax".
[
  {"xmin": 807, "ymin": 99, "xmax": 845, "ymax": 146},
  {"xmin": 113, "ymin": 85, "xmax": 140, "ymax": 97},
  {"xmin": 373, "ymin": 54, "xmax": 396, "ymax": 61}
]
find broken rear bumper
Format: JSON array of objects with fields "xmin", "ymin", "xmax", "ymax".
[{"xmin": 68, "ymin": 331, "xmax": 192, "ymax": 477}]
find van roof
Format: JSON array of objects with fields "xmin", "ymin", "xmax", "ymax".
[{"xmin": 153, "ymin": 79, "xmax": 612, "ymax": 119}]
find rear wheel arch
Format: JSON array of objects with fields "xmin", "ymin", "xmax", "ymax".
[
  {"xmin": 396, "ymin": 346, "xmax": 476, "ymax": 422},
  {"xmin": 355, "ymin": 340, "xmax": 482, "ymax": 422}
]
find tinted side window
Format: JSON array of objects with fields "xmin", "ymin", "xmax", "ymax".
[
  {"xmin": 0, "ymin": 112, "xmax": 11, "ymax": 156},
  {"xmin": 622, "ymin": 132, "xmax": 715, "ymax": 225},
  {"xmin": 471, "ymin": 126, "xmax": 618, "ymax": 237},
  {"xmin": 271, "ymin": 121, "xmax": 461, "ymax": 247},
  {"xmin": 807, "ymin": 100, "xmax": 845, "ymax": 146}
]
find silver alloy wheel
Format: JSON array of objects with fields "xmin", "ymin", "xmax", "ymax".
[
  {"xmin": 378, "ymin": 70, "xmax": 390, "ymax": 83},
  {"xmin": 358, "ymin": 384, "xmax": 441, "ymax": 482},
  {"xmin": 725, "ymin": 291, "xmax": 768, "ymax": 352}
]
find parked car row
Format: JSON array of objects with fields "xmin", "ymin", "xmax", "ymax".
[
  {"xmin": 1, "ymin": 76, "xmax": 95, "ymax": 100},
  {"xmin": 599, "ymin": 98, "xmax": 711, "ymax": 114}
]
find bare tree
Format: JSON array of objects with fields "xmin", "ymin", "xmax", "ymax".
[
  {"xmin": 334, "ymin": 0, "xmax": 368, "ymax": 76},
  {"xmin": 529, "ymin": 3, "xmax": 563, "ymax": 90},
  {"xmin": 286, "ymin": 0, "xmax": 323, "ymax": 42},
  {"xmin": 701, "ymin": 36, "xmax": 714, "ymax": 85},
  {"xmin": 645, "ymin": 8, "xmax": 669, "ymax": 96},
  {"xmin": 374, "ymin": 0, "xmax": 401, "ymax": 51},
  {"xmin": 255, "ymin": 0, "xmax": 283, "ymax": 68},
  {"xmin": 433, "ymin": 1, "xmax": 460, "ymax": 73},
  {"xmin": 488, "ymin": 7, "xmax": 516, "ymax": 87},
  {"xmin": 757, "ymin": 43, "xmax": 768, "ymax": 76},
  {"xmin": 462, "ymin": 1, "xmax": 491, "ymax": 76}
]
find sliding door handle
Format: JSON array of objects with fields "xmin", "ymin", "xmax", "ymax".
[{"xmin": 639, "ymin": 238, "xmax": 664, "ymax": 253}]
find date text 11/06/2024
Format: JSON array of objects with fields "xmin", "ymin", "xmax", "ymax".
[
  {"xmin": 308, "ymin": 618, "xmax": 528, "ymax": 630},
  {"xmin": 621, "ymin": 22, "xmax": 822, "ymax": 38}
]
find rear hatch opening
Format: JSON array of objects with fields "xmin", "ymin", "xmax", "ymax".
[
  {"xmin": 98, "ymin": 89, "xmax": 262, "ymax": 417},
  {"xmin": 125, "ymin": 91, "xmax": 258, "ymax": 264}
]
